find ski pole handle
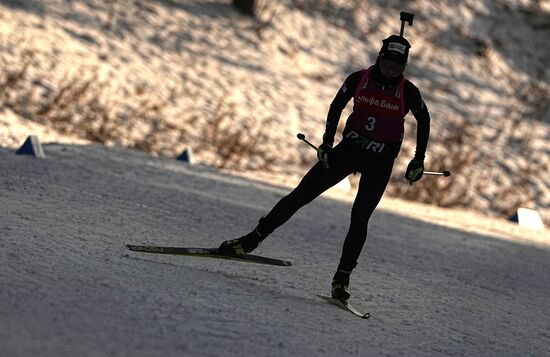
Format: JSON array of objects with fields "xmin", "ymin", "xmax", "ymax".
[
  {"xmin": 424, "ymin": 170, "xmax": 451, "ymax": 177},
  {"xmin": 297, "ymin": 133, "xmax": 329, "ymax": 170}
]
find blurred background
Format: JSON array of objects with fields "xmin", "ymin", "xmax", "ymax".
[{"xmin": 1, "ymin": 0, "xmax": 548, "ymax": 225}]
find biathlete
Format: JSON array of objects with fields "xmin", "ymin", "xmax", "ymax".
[{"xmin": 219, "ymin": 32, "xmax": 430, "ymax": 302}]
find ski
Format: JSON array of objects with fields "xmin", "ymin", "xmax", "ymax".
[
  {"xmin": 125, "ymin": 244, "xmax": 292, "ymax": 267},
  {"xmin": 317, "ymin": 294, "xmax": 370, "ymax": 319}
]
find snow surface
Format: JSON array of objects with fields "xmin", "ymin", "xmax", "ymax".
[{"xmin": 1, "ymin": 143, "xmax": 549, "ymax": 356}]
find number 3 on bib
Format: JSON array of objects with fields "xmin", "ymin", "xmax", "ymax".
[{"xmin": 365, "ymin": 116, "xmax": 376, "ymax": 131}]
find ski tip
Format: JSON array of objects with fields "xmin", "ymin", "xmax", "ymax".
[
  {"xmin": 317, "ymin": 294, "xmax": 371, "ymax": 319},
  {"xmin": 125, "ymin": 243, "xmax": 140, "ymax": 251}
]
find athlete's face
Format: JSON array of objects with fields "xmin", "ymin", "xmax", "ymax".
[{"xmin": 380, "ymin": 58, "xmax": 406, "ymax": 78}]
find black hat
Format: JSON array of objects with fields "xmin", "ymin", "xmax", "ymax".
[{"xmin": 379, "ymin": 35, "xmax": 411, "ymax": 64}]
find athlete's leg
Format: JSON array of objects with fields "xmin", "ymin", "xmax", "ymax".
[
  {"xmin": 338, "ymin": 157, "xmax": 394, "ymax": 269},
  {"xmin": 333, "ymin": 156, "xmax": 394, "ymax": 299},
  {"xmin": 218, "ymin": 142, "xmax": 359, "ymax": 254},
  {"xmin": 260, "ymin": 142, "xmax": 358, "ymax": 234}
]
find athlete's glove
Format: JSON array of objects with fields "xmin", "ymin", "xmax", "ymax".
[
  {"xmin": 316, "ymin": 143, "xmax": 332, "ymax": 169},
  {"xmin": 405, "ymin": 157, "xmax": 424, "ymax": 184}
]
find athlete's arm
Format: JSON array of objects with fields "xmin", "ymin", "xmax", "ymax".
[
  {"xmin": 323, "ymin": 71, "xmax": 361, "ymax": 146},
  {"xmin": 405, "ymin": 81, "xmax": 430, "ymax": 159}
]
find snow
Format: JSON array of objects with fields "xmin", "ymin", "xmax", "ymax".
[
  {"xmin": 0, "ymin": 1, "xmax": 549, "ymax": 354},
  {"xmin": 1, "ymin": 143, "xmax": 549, "ymax": 356},
  {"xmin": 1, "ymin": 0, "xmax": 549, "ymax": 224}
]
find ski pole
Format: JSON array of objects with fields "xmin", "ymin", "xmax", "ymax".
[
  {"xmin": 296, "ymin": 133, "xmax": 317, "ymax": 151},
  {"xmin": 297, "ymin": 133, "xmax": 329, "ymax": 169},
  {"xmin": 409, "ymin": 170, "xmax": 451, "ymax": 185},
  {"xmin": 424, "ymin": 170, "xmax": 451, "ymax": 177}
]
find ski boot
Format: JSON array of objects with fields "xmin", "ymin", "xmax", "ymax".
[
  {"xmin": 331, "ymin": 269, "xmax": 352, "ymax": 301},
  {"xmin": 218, "ymin": 219, "xmax": 269, "ymax": 255}
]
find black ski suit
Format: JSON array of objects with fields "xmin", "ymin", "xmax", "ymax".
[{"xmin": 259, "ymin": 63, "xmax": 430, "ymax": 271}]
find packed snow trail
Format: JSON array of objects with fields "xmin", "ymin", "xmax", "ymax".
[{"xmin": 1, "ymin": 144, "xmax": 549, "ymax": 356}]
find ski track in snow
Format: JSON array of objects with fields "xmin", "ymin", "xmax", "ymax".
[{"xmin": 1, "ymin": 144, "xmax": 549, "ymax": 357}]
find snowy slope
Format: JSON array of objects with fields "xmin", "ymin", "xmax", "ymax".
[
  {"xmin": 1, "ymin": 144, "xmax": 549, "ymax": 356},
  {"xmin": 1, "ymin": 0, "xmax": 549, "ymax": 224}
]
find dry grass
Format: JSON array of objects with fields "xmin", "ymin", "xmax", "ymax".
[
  {"xmin": 385, "ymin": 114, "xmax": 540, "ymax": 218},
  {"xmin": 196, "ymin": 93, "xmax": 278, "ymax": 171},
  {"xmin": 388, "ymin": 116, "xmax": 478, "ymax": 208},
  {"xmin": 0, "ymin": 45, "xmax": 35, "ymax": 112},
  {"xmin": 0, "ymin": 33, "xmax": 278, "ymax": 172}
]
